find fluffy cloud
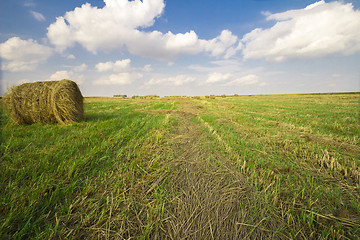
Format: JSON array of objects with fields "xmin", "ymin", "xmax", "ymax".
[
  {"xmin": 206, "ymin": 72, "xmax": 233, "ymax": 83},
  {"xmin": 73, "ymin": 63, "xmax": 88, "ymax": 72},
  {"xmin": 143, "ymin": 64, "xmax": 152, "ymax": 72},
  {"xmin": 47, "ymin": 0, "xmax": 165, "ymax": 52},
  {"xmin": 205, "ymin": 72, "xmax": 261, "ymax": 86},
  {"xmin": 30, "ymin": 10, "xmax": 45, "ymax": 22},
  {"xmin": 48, "ymin": 70, "xmax": 85, "ymax": 85},
  {"xmin": 47, "ymin": 0, "xmax": 238, "ymax": 60},
  {"xmin": 0, "ymin": 37, "xmax": 53, "ymax": 72},
  {"xmin": 23, "ymin": 0, "xmax": 36, "ymax": 7},
  {"xmin": 94, "ymin": 58, "xmax": 148, "ymax": 85},
  {"xmin": 204, "ymin": 30, "xmax": 238, "ymax": 58},
  {"xmin": 94, "ymin": 72, "xmax": 143, "ymax": 85},
  {"xmin": 224, "ymin": 74, "xmax": 259, "ymax": 86},
  {"xmin": 241, "ymin": 1, "xmax": 360, "ymax": 61},
  {"xmin": 146, "ymin": 75, "xmax": 196, "ymax": 86},
  {"xmin": 95, "ymin": 59, "xmax": 131, "ymax": 72},
  {"xmin": 48, "ymin": 64, "xmax": 87, "ymax": 84},
  {"xmin": 67, "ymin": 54, "xmax": 76, "ymax": 59}
]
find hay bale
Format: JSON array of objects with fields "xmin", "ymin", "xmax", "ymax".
[{"xmin": 4, "ymin": 79, "xmax": 83, "ymax": 124}]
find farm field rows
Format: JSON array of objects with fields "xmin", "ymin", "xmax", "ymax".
[{"xmin": 1, "ymin": 93, "xmax": 359, "ymax": 239}]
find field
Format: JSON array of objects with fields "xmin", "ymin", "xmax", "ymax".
[{"xmin": 1, "ymin": 93, "xmax": 359, "ymax": 239}]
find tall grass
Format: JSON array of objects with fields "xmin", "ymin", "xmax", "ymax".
[
  {"xmin": 0, "ymin": 98, "xmax": 176, "ymax": 239},
  {"xmin": 194, "ymin": 93, "xmax": 360, "ymax": 238},
  {"xmin": 1, "ymin": 94, "xmax": 359, "ymax": 239}
]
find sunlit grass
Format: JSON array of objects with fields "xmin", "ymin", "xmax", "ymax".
[
  {"xmin": 0, "ymin": 98, "xmax": 174, "ymax": 238},
  {"xmin": 1, "ymin": 94, "xmax": 359, "ymax": 239},
  {"xmin": 194, "ymin": 93, "xmax": 360, "ymax": 238}
]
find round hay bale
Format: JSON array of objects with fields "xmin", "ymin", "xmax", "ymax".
[{"xmin": 4, "ymin": 79, "xmax": 83, "ymax": 124}]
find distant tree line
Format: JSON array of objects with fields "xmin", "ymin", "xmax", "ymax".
[
  {"xmin": 113, "ymin": 94, "xmax": 127, "ymax": 98},
  {"xmin": 131, "ymin": 95, "xmax": 160, "ymax": 99}
]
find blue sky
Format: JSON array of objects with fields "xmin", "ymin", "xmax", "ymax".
[{"xmin": 1, "ymin": 0, "xmax": 359, "ymax": 96}]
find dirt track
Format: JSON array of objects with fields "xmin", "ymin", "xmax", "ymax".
[{"xmin": 154, "ymin": 100, "xmax": 254, "ymax": 239}]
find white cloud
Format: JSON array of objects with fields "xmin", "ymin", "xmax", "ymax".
[
  {"xmin": 261, "ymin": 11, "xmax": 272, "ymax": 17},
  {"xmin": 47, "ymin": 64, "xmax": 87, "ymax": 85},
  {"xmin": 206, "ymin": 72, "xmax": 232, "ymax": 83},
  {"xmin": 146, "ymin": 75, "xmax": 196, "ymax": 86},
  {"xmin": 259, "ymin": 82, "xmax": 267, "ymax": 87},
  {"xmin": 23, "ymin": 0, "xmax": 36, "ymax": 7},
  {"xmin": 30, "ymin": 10, "xmax": 46, "ymax": 22},
  {"xmin": 203, "ymin": 30, "xmax": 238, "ymax": 58},
  {"xmin": 67, "ymin": 54, "xmax": 76, "ymax": 59},
  {"xmin": 95, "ymin": 59, "xmax": 131, "ymax": 72},
  {"xmin": 47, "ymin": 0, "xmax": 238, "ymax": 60},
  {"xmin": 49, "ymin": 70, "xmax": 70, "ymax": 80},
  {"xmin": 0, "ymin": 37, "xmax": 53, "ymax": 72},
  {"xmin": 123, "ymin": 30, "xmax": 203, "ymax": 60},
  {"xmin": 14, "ymin": 79, "xmax": 32, "ymax": 86},
  {"xmin": 224, "ymin": 74, "xmax": 259, "ymax": 86},
  {"xmin": 189, "ymin": 59, "xmax": 245, "ymax": 75},
  {"xmin": 47, "ymin": 0, "xmax": 165, "ymax": 52},
  {"xmin": 95, "ymin": 62, "xmax": 113, "ymax": 72},
  {"xmin": 128, "ymin": 29, "xmax": 239, "ymax": 60},
  {"xmin": 74, "ymin": 63, "xmax": 88, "ymax": 72},
  {"xmin": 94, "ymin": 58, "xmax": 151, "ymax": 86},
  {"xmin": 94, "ymin": 72, "xmax": 143, "ymax": 85},
  {"xmin": 48, "ymin": 70, "xmax": 84, "ymax": 85},
  {"xmin": 241, "ymin": 1, "xmax": 360, "ymax": 61},
  {"xmin": 143, "ymin": 64, "xmax": 152, "ymax": 72}
]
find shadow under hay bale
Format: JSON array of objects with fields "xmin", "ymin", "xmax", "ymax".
[{"xmin": 4, "ymin": 79, "xmax": 83, "ymax": 124}]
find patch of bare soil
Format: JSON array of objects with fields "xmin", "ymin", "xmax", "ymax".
[{"xmin": 153, "ymin": 100, "xmax": 254, "ymax": 239}]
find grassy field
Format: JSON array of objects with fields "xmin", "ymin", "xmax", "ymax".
[{"xmin": 1, "ymin": 93, "xmax": 359, "ymax": 239}]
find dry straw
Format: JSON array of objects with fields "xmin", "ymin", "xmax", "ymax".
[{"xmin": 4, "ymin": 79, "xmax": 83, "ymax": 124}]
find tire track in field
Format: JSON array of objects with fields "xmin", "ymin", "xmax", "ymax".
[
  {"xmin": 194, "ymin": 99, "xmax": 360, "ymax": 185},
  {"xmin": 197, "ymin": 116, "xmax": 232, "ymax": 153},
  {"xmin": 154, "ymin": 100, "xmax": 256, "ymax": 240}
]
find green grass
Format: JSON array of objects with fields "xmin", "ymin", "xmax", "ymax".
[
  {"xmin": 1, "ymin": 94, "xmax": 359, "ymax": 239},
  {"xmin": 1, "ymin": 98, "xmax": 175, "ymax": 239},
  {"xmin": 195, "ymin": 93, "xmax": 360, "ymax": 238}
]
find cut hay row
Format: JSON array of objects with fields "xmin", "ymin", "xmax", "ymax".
[{"xmin": 3, "ymin": 79, "xmax": 83, "ymax": 124}]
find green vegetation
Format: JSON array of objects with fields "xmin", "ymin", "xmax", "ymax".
[
  {"xmin": 1, "ymin": 94, "xmax": 359, "ymax": 239},
  {"xmin": 113, "ymin": 94, "xmax": 127, "ymax": 98},
  {"xmin": 131, "ymin": 95, "xmax": 160, "ymax": 99}
]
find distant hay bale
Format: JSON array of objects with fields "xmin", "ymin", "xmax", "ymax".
[{"xmin": 4, "ymin": 79, "xmax": 83, "ymax": 124}]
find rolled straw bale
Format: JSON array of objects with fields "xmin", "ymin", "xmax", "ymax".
[{"xmin": 4, "ymin": 79, "xmax": 83, "ymax": 124}]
